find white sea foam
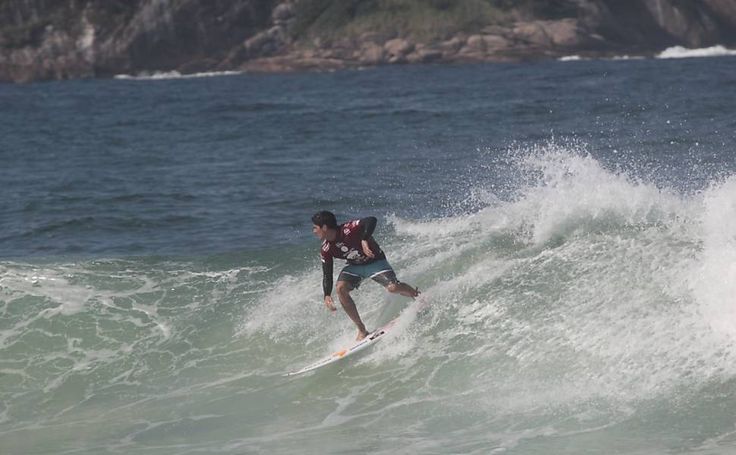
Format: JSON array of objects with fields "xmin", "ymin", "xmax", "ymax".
[
  {"xmin": 657, "ymin": 45, "xmax": 736, "ymax": 59},
  {"xmin": 563, "ymin": 47, "xmax": 736, "ymax": 62},
  {"xmin": 608, "ymin": 54, "xmax": 645, "ymax": 61},
  {"xmin": 690, "ymin": 175, "xmax": 736, "ymax": 339},
  {"xmin": 114, "ymin": 70, "xmax": 242, "ymax": 80}
]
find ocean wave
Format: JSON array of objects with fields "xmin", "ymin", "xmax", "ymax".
[
  {"xmin": 5, "ymin": 144, "xmax": 736, "ymax": 453},
  {"xmin": 242, "ymin": 144, "xmax": 736, "ymax": 405},
  {"xmin": 379, "ymin": 145, "xmax": 736, "ymax": 406}
]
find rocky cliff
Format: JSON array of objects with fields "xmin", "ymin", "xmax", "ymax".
[{"xmin": 1, "ymin": 0, "xmax": 735, "ymax": 82}]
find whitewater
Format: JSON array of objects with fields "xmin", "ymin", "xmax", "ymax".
[{"xmin": 2, "ymin": 55, "xmax": 736, "ymax": 454}]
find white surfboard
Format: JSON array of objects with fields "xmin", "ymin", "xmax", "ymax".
[{"xmin": 284, "ymin": 298, "xmax": 427, "ymax": 377}]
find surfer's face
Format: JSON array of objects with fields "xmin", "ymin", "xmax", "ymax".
[{"xmin": 312, "ymin": 224, "xmax": 329, "ymax": 240}]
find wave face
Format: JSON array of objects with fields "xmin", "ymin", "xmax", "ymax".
[{"xmin": 4, "ymin": 145, "xmax": 736, "ymax": 454}]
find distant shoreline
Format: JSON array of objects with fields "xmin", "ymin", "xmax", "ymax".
[
  {"xmin": 106, "ymin": 44, "xmax": 736, "ymax": 81},
  {"xmin": 2, "ymin": 0, "xmax": 736, "ymax": 83}
]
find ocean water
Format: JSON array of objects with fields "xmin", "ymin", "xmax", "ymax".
[{"xmin": 2, "ymin": 55, "xmax": 736, "ymax": 454}]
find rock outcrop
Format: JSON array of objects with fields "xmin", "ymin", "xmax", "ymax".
[
  {"xmin": 0, "ymin": 0, "xmax": 277, "ymax": 82},
  {"xmin": 1, "ymin": 0, "xmax": 735, "ymax": 83}
]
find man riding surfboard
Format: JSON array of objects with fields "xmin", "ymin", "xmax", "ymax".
[{"xmin": 311, "ymin": 211, "xmax": 420, "ymax": 340}]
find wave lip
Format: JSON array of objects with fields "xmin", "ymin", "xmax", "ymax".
[{"xmin": 656, "ymin": 45, "xmax": 736, "ymax": 59}]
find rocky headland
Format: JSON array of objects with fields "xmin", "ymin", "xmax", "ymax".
[{"xmin": 1, "ymin": 0, "xmax": 736, "ymax": 83}]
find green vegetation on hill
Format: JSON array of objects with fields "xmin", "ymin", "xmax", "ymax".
[
  {"xmin": 291, "ymin": 0, "xmax": 504, "ymax": 43},
  {"xmin": 290, "ymin": 0, "xmax": 579, "ymax": 44}
]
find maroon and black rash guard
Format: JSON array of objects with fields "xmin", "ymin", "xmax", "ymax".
[{"xmin": 319, "ymin": 217, "xmax": 384, "ymax": 296}]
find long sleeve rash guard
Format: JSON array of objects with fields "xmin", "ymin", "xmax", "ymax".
[{"xmin": 320, "ymin": 217, "xmax": 382, "ymax": 297}]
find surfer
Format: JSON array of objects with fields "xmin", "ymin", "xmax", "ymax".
[{"xmin": 312, "ymin": 210, "xmax": 420, "ymax": 341}]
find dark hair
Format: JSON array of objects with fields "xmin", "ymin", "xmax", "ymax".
[{"xmin": 312, "ymin": 210, "xmax": 337, "ymax": 229}]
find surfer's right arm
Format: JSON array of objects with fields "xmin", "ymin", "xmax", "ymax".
[{"xmin": 322, "ymin": 259, "xmax": 336, "ymax": 311}]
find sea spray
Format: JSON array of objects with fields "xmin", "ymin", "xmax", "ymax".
[
  {"xmin": 691, "ymin": 176, "xmax": 736, "ymax": 340},
  {"xmin": 382, "ymin": 144, "xmax": 736, "ymax": 409}
]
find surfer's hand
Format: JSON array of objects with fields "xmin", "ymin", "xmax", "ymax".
[
  {"xmin": 361, "ymin": 240, "xmax": 375, "ymax": 258},
  {"xmin": 324, "ymin": 295, "xmax": 337, "ymax": 312}
]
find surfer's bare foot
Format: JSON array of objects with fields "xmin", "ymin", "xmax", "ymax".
[
  {"xmin": 387, "ymin": 282, "xmax": 421, "ymax": 299},
  {"xmin": 356, "ymin": 329, "xmax": 369, "ymax": 341}
]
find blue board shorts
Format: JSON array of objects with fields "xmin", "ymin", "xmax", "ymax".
[{"xmin": 338, "ymin": 258, "xmax": 398, "ymax": 289}]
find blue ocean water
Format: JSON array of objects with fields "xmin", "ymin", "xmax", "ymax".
[
  {"xmin": 2, "ymin": 56, "xmax": 736, "ymax": 454},
  {"xmin": 3, "ymin": 57, "xmax": 734, "ymax": 258}
]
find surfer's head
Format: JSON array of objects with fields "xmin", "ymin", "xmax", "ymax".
[{"xmin": 312, "ymin": 210, "xmax": 338, "ymax": 240}]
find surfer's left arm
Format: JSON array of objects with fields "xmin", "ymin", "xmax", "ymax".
[{"xmin": 359, "ymin": 217, "xmax": 377, "ymax": 258}]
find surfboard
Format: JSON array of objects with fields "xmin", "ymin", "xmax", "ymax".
[{"xmin": 284, "ymin": 298, "xmax": 427, "ymax": 377}]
